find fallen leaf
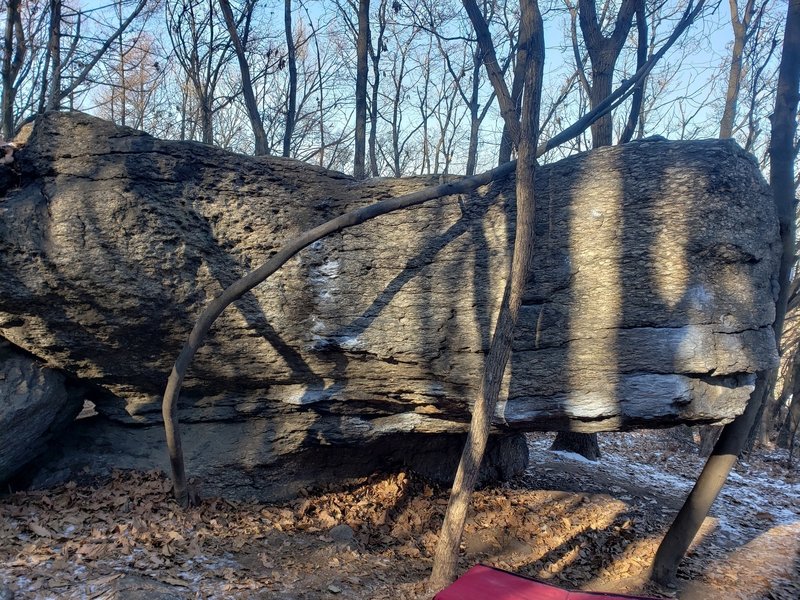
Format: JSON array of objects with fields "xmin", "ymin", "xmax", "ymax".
[
  {"xmin": 87, "ymin": 574, "xmax": 122, "ymax": 587},
  {"xmin": 159, "ymin": 576, "xmax": 190, "ymax": 587},
  {"xmin": 29, "ymin": 523, "xmax": 53, "ymax": 537}
]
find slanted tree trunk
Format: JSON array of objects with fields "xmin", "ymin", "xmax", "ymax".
[
  {"xmin": 697, "ymin": 425, "xmax": 722, "ymax": 457},
  {"xmin": 353, "ymin": 0, "xmax": 369, "ymax": 179},
  {"xmin": 428, "ymin": 0, "xmax": 544, "ymax": 589},
  {"xmin": 651, "ymin": 0, "xmax": 800, "ymax": 586},
  {"xmin": 219, "ymin": 0, "xmax": 269, "ymax": 155},
  {"xmin": 712, "ymin": 2, "xmax": 759, "ymax": 446}
]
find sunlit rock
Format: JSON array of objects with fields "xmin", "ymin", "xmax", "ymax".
[{"xmin": 0, "ymin": 112, "xmax": 779, "ymax": 497}]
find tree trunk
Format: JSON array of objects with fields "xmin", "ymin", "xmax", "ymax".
[
  {"xmin": 588, "ymin": 68, "xmax": 614, "ymax": 147},
  {"xmin": 651, "ymin": 0, "xmax": 800, "ymax": 587},
  {"xmin": 719, "ymin": 0, "xmax": 754, "ymax": 139},
  {"xmin": 777, "ymin": 389, "xmax": 800, "ymax": 452},
  {"xmin": 353, "ymin": 0, "xmax": 369, "ymax": 179},
  {"xmin": 651, "ymin": 375, "xmax": 769, "ymax": 586},
  {"xmin": 551, "ymin": 431, "xmax": 601, "ymax": 460},
  {"xmin": 367, "ymin": 0, "xmax": 385, "ymax": 177},
  {"xmin": 45, "ymin": 0, "xmax": 62, "ymax": 111},
  {"xmin": 117, "ymin": 32, "xmax": 127, "ymax": 127},
  {"xmin": 200, "ymin": 98, "xmax": 214, "ymax": 145},
  {"xmin": 577, "ymin": 0, "xmax": 637, "ymax": 148},
  {"xmin": 2, "ymin": 0, "xmax": 24, "ymax": 139},
  {"xmin": 464, "ymin": 48, "xmax": 482, "ymax": 176},
  {"xmin": 428, "ymin": 0, "xmax": 544, "ymax": 590},
  {"xmin": 620, "ymin": 1, "xmax": 647, "ymax": 144},
  {"xmin": 778, "ymin": 357, "xmax": 800, "ymax": 448},
  {"xmin": 498, "ymin": 28, "xmax": 528, "ymax": 166},
  {"xmin": 313, "ymin": 26, "xmax": 325, "ymax": 166},
  {"xmin": 219, "ymin": 0, "xmax": 268, "ymax": 155},
  {"xmin": 283, "ymin": 0, "xmax": 296, "ymax": 157},
  {"xmin": 368, "ymin": 56, "xmax": 380, "ymax": 176}
]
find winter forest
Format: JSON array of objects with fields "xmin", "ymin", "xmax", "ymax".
[
  {"xmin": 0, "ymin": 0, "xmax": 790, "ymax": 174},
  {"xmin": 0, "ymin": 0, "xmax": 799, "ymax": 598}
]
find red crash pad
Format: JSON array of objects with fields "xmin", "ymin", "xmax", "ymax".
[{"xmin": 434, "ymin": 565, "xmax": 658, "ymax": 600}]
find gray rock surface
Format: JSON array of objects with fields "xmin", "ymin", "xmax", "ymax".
[
  {"xmin": 27, "ymin": 416, "xmax": 527, "ymax": 501},
  {"xmin": 0, "ymin": 340, "xmax": 84, "ymax": 481},
  {"xmin": 0, "ymin": 112, "xmax": 780, "ymax": 494}
]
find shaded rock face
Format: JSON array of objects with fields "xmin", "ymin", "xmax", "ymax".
[
  {"xmin": 0, "ymin": 341, "xmax": 84, "ymax": 481},
  {"xmin": 0, "ymin": 112, "xmax": 780, "ymax": 494},
  {"xmin": 26, "ymin": 418, "xmax": 528, "ymax": 502}
]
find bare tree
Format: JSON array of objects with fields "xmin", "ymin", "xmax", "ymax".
[
  {"xmin": 651, "ymin": 0, "xmax": 799, "ymax": 586},
  {"xmin": 1, "ymin": 0, "xmax": 25, "ymax": 138},
  {"xmin": 380, "ymin": 20, "xmax": 426, "ymax": 176},
  {"xmin": 619, "ymin": 0, "xmax": 646, "ymax": 143},
  {"xmin": 426, "ymin": 0, "xmax": 510, "ymax": 174},
  {"xmin": 218, "ymin": 0, "xmax": 268, "ymax": 155},
  {"xmin": 283, "ymin": 0, "xmax": 297, "ymax": 156},
  {"xmin": 95, "ymin": 32, "xmax": 166, "ymax": 131},
  {"xmin": 719, "ymin": 0, "xmax": 767, "ymax": 138},
  {"xmin": 39, "ymin": 0, "xmax": 149, "ymax": 114},
  {"xmin": 166, "ymin": 0, "xmax": 236, "ymax": 145},
  {"xmin": 354, "ymin": 0, "xmax": 369, "ymax": 178},
  {"xmin": 778, "ymin": 345, "xmax": 800, "ymax": 461},
  {"xmin": 367, "ymin": 0, "xmax": 387, "ymax": 175},
  {"xmin": 428, "ymin": 0, "xmax": 544, "ymax": 589},
  {"xmin": 292, "ymin": 5, "xmax": 353, "ymax": 168},
  {"xmin": 44, "ymin": 0, "xmax": 61, "ymax": 110},
  {"xmin": 1, "ymin": 0, "xmax": 49, "ymax": 131},
  {"xmin": 576, "ymin": 0, "xmax": 638, "ymax": 146}
]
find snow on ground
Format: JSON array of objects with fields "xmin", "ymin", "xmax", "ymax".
[{"xmin": 529, "ymin": 431, "xmax": 800, "ymax": 536}]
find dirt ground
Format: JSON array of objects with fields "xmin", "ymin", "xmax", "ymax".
[{"xmin": 0, "ymin": 430, "xmax": 797, "ymax": 599}]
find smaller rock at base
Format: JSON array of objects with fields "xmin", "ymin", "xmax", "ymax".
[{"xmin": 329, "ymin": 523, "xmax": 355, "ymax": 545}]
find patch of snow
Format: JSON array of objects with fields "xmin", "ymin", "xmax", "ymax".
[
  {"xmin": 336, "ymin": 335, "xmax": 362, "ymax": 351},
  {"xmin": 315, "ymin": 259, "xmax": 340, "ymax": 279},
  {"xmin": 310, "ymin": 316, "xmax": 327, "ymax": 334},
  {"xmin": 550, "ymin": 450, "xmax": 596, "ymax": 464},
  {"xmin": 528, "ymin": 431, "xmax": 800, "ymax": 551}
]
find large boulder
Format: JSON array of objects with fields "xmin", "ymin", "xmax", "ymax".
[
  {"xmin": 0, "ymin": 340, "xmax": 84, "ymax": 482},
  {"xmin": 0, "ymin": 112, "xmax": 780, "ymax": 497}
]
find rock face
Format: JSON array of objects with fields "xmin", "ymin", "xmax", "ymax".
[
  {"xmin": 0, "ymin": 340, "xmax": 84, "ymax": 482},
  {"xmin": 0, "ymin": 112, "xmax": 780, "ymax": 496}
]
